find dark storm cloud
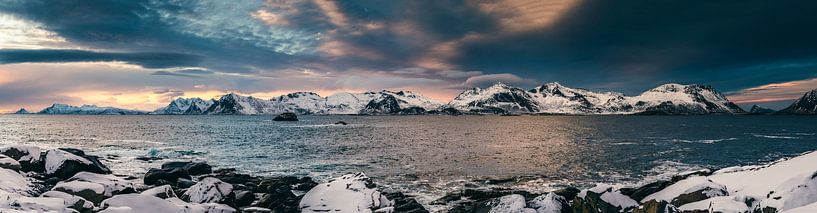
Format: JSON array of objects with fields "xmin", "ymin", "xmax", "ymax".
[
  {"xmin": 451, "ymin": 0, "xmax": 817, "ymax": 94},
  {"xmin": 3, "ymin": 0, "xmax": 817, "ymax": 98},
  {"xmin": 0, "ymin": 49, "xmax": 202, "ymax": 69}
]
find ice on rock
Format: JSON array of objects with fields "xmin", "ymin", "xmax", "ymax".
[
  {"xmin": 44, "ymin": 149, "xmax": 94, "ymax": 176},
  {"xmin": 64, "ymin": 172, "xmax": 135, "ymax": 197},
  {"xmin": 52, "ymin": 180, "xmax": 106, "ymax": 203},
  {"xmin": 182, "ymin": 177, "xmax": 233, "ymax": 204},
  {"xmin": 487, "ymin": 194, "xmax": 536, "ymax": 213},
  {"xmin": 299, "ymin": 172, "xmax": 394, "ymax": 213},
  {"xmin": 528, "ymin": 193, "xmax": 568, "ymax": 213}
]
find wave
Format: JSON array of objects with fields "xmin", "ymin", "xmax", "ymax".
[
  {"xmin": 669, "ymin": 137, "xmax": 738, "ymax": 144},
  {"xmin": 752, "ymin": 134, "xmax": 799, "ymax": 139}
]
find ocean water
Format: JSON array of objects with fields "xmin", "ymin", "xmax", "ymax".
[{"xmin": 1, "ymin": 115, "xmax": 816, "ymax": 208}]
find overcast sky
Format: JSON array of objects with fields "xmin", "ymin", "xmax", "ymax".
[{"xmin": 2, "ymin": 0, "xmax": 817, "ymax": 111}]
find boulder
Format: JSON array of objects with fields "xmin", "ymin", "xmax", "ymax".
[
  {"xmin": 383, "ymin": 192, "xmax": 429, "ymax": 213},
  {"xmin": 621, "ymin": 180, "xmax": 672, "ymax": 202},
  {"xmin": 182, "ymin": 177, "xmax": 234, "ymax": 204},
  {"xmin": 1, "ymin": 145, "xmax": 44, "ymax": 172},
  {"xmin": 632, "ymin": 200, "xmax": 679, "ymax": 213},
  {"xmin": 572, "ymin": 184, "xmax": 639, "ymax": 213},
  {"xmin": 44, "ymin": 149, "xmax": 110, "ymax": 179},
  {"xmin": 161, "ymin": 161, "xmax": 213, "ymax": 176},
  {"xmin": 41, "ymin": 190, "xmax": 95, "ymax": 213},
  {"xmin": 252, "ymin": 176, "xmax": 317, "ymax": 212},
  {"xmin": 528, "ymin": 193, "xmax": 570, "ymax": 213},
  {"xmin": 53, "ymin": 172, "xmax": 136, "ymax": 203},
  {"xmin": 232, "ymin": 190, "xmax": 254, "ymax": 207},
  {"xmin": 0, "ymin": 168, "xmax": 33, "ymax": 195},
  {"xmin": 641, "ymin": 176, "xmax": 728, "ymax": 207},
  {"xmin": 52, "ymin": 180, "xmax": 106, "ymax": 203},
  {"xmin": 144, "ymin": 167, "xmax": 191, "ymax": 185},
  {"xmin": 483, "ymin": 194, "xmax": 536, "ymax": 213},
  {"xmin": 1, "ymin": 196, "xmax": 76, "ymax": 213},
  {"xmin": 299, "ymin": 172, "xmax": 394, "ymax": 213},
  {"xmin": 100, "ymin": 194, "xmax": 182, "ymax": 213},
  {"xmin": 334, "ymin": 121, "xmax": 348, "ymax": 125},
  {"xmin": 140, "ymin": 185, "xmax": 177, "ymax": 199},
  {"xmin": 0, "ymin": 154, "xmax": 22, "ymax": 171},
  {"xmin": 166, "ymin": 197, "xmax": 237, "ymax": 213},
  {"xmin": 272, "ymin": 112, "xmax": 298, "ymax": 121}
]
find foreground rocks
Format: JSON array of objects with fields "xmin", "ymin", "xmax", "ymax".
[{"xmin": 0, "ymin": 145, "xmax": 429, "ymax": 213}]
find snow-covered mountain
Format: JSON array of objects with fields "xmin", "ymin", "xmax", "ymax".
[
  {"xmin": 13, "ymin": 108, "xmax": 30, "ymax": 114},
  {"xmin": 777, "ymin": 89, "xmax": 817, "ymax": 115},
  {"xmin": 37, "ymin": 104, "xmax": 145, "ymax": 115},
  {"xmin": 748, "ymin": 105, "xmax": 776, "ymax": 115},
  {"xmin": 446, "ymin": 83, "xmax": 539, "ymax": 114},
  {"xmin": 445, "ymin": 83, "xmax": 744, "ymax": 115},
  {"xmin": 197, "ymin": 90, "xmax": 443, "ymax": 115},
  {"xmin": 152, "ymin": 98, "xmax": 214, "ymax": 115},
  {"xmin": 629, "ymin": 84, "xmax": 745, "ymax": 115}
]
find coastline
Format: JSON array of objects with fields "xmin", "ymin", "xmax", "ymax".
[{"xmin": 2, "ymin": 144, "xmax": 817, "ymax": 212}]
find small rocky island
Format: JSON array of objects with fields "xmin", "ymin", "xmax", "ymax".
[{"xmin": 1, "ymin": 144, "xmax": 817, "ymax": 212}]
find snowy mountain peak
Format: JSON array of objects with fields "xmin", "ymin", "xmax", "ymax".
[
  {"xmin": 38, "ymin": 103, "xmax": 144, "ymax": 115},
  {"xmin": 749, "ymin": 105, "xmax": 775, "ymax": 114},
  {"xmin": 13, "ymin": 108, "xmax": 29, "ymax": 114},
  {"xmin": 777, "ymin": 89, "xmax": 817, "ymax": 114},
  {"xmin": 153, "ymin": 97, "xmax": 214, "ymax": 115},
  {"xmin": 633, "ymin": 83, "xmax": 744, "ymax": 114},
  {"xmin": 447, "ymin": 83, "xmax": 539, "ymax": 114}
]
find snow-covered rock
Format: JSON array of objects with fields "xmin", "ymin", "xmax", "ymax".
[
  {"xmin": 677, "ymin": 196, "xmax": 750, "ymax": 213},
  {"xmin": 528, "ymin": 193, "xmax": 569, "ymax": 213},
  {"xmin": 167, "ymin": 198, "xmax": 236, "ymax": 213},
  {"xmin": 0, "ymin": 168, "xmax": 31, "ymax": 195},
  {"xmin": 0, "ymin": 196, "xmax": 76, "ymax": 213},
  {"xmin": 0, "ymin": 155, "xmax": 21, "ymax": 171},
  {"xmin": 573, "ymin": 184, "xmax": 639, "ymax": 213},
  {"xmin": 141, "ymin": 185, "xmax": 177, "ymax": 199},
  {"xmin": 484, "ymin": 194, "xmax": 536, "ymax": 213},
  {"xmin": 181, "ymin": 177, "xmax": 233, "ymax": 204},
  {"xmin": 1, "ymin": 145, "xmax": 44, "ymax": 172},
  {"xmin": 153, "ymin": 97, "xmax": 215, "ymax": 115},
  {"xmin": 641, "ymin": 176, "xmax": 728, "ymax": 206},
  {"xmin": 44, "ymin": 149, "xmax": 109, "ymax": 179},
  {"xmin": 54, "ymin": 172, "xmax": 135, "ymax": 203},
  {"xmin": 38, "ymin": 103, "xmax": 145, "ymax": 115},
  {"xmin": 41, "ymin": 190, "xmax": 95, "ymax": 212},
  {"xmin": 299, "ymin": 172, "xmax": 394, "ymax": 213},
  {"xmin": 777, "ymin": 89, "xmax": 817, "ymax": 114},
  {"xmin": 100, "ymin": 194, "xmax": 181, "ymax": 213}
]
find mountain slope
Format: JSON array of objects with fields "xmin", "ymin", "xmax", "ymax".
[
  {"xmin": 13, "ymin": 108, "xmax": 30, "ymax": 114},
  {"xmin": 152, "ymin": 98, "xmax": 214, "ymax": 115},
  {"xmin": 777, "ymin": 89, "xmax": 817, "ymax": 115},
  {"xmin": 38, "ymin": 104, "xmax": 144, "ymax": 115},
  {"xmin": 630, "ymin": 84, "xmax": 745, "ymax": 115},
  {"xmin": 528, "ymin": 82, "xmax": 632, "ymax": 114},
  {"xmin": 748, "ymin": 105, "xmax": 776, "ymax": 115},
  {"xmin": 446, "ymin": 83, "xmax": 539, "ymax": 114}
]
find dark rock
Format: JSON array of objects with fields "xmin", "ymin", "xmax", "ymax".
[
  {"xmin": 272, "ymin": 112, "xmax": 298, "ymax": 121},
  {"xmin": 334, "ymin": 121, "xmax": 348, "ymax": 125},
  {"xmin": 670, "ymin": 169, "xmax": 712, "ymax": 183},
  {"xmin": 622, "ymin": 180, "xmax": 672, "ymax": 202},
  {"xmin": 633, "ymin": 200, "xmax": 679, "ymax": 213},
  {"xmin": 440, "ymin": 107, "xmax": 463, "ymax": 115},
  {"xmin": 141, "ymin": 185, "xmax": 177, "ymax": 199},
  {"xmin": 385, "ymin": 192, "xmax": 429, "ymax": 213},
  {"xmin": 0, "ymin": 154, "xmax": 21, "ymax": 171},
  {"xmin": 572, "ymin": 189, "xmax": 637, "ymax": 213},
  {"xmin": 553, "ymin": 187, "xmax": 581, "ymax": 201},
  {"xmin": 398, "ymin": 107, "xmax": 427, "ymax": 115},
  {"xmin": 255, "ymin": 190, "xmax": 300, "ymax": 212},
  {"xmin": 144, "ymin": 167, "xmax": 191, "ymax": 185},
  {"xmin": 161, "ymin": 161, "xmax": 212, "ymax": 176},
  {"xmin": 670, "ymin": 186, "xmax": 728, "ymax": 207},
  {"xmin": 176, "ymin": 178, "xmax": 196, "ymax": 189},
  {"xmin": 233, "ymin": 190, "xmax": 255, "ymax": 207}
]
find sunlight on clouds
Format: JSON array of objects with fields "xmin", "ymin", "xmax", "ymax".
[
  {"xmin": 727, "ymin": 78, "xmax": 817, "ymax": 103},
  {"xmin": 0, "ymin": 14, "xmax": 76, "ymax": 49},
  {"xmin": 475, "ymin": 0, "xmax": 578, "ymax": 32}
]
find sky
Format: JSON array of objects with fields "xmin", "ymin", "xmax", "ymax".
[{"xmin": 1, "ymin": 0, "xmax": 817, "ymax": 112}]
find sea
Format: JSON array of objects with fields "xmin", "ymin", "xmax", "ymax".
[{"xmin": 1, "ymin": 115, "xmax": 815, "ymax": 210}]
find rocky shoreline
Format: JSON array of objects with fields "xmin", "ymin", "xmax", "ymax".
[{"xmin": 2, "ymin": 144, "xmax": 817, "ymax": 213}]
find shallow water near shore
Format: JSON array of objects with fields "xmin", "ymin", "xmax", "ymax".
[{"xmin": 1, "ymin": 115, "xmax": 816, "ymax": 210}]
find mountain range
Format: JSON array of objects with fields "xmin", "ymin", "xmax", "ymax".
[{"xmin": 19, "ymin": 83, "xmax": 817, "ymax": 115}]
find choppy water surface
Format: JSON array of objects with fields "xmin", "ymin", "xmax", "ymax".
[{"xmin": 1, "ymin": 115, "xmax": 816, "ymax": 208}]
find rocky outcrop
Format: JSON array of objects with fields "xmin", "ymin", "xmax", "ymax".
[
  {"xmin": 272, "ymin": 112, "xmax": 298, "ymax": 121},
  {"xmin": 44, "ymin": 149, "xmax": 110, "ymax": 179}
]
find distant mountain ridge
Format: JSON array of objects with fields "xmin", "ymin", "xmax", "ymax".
[{"xmin": 23, "ymin": 82, "xmax": 783, "ymax": 115}]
